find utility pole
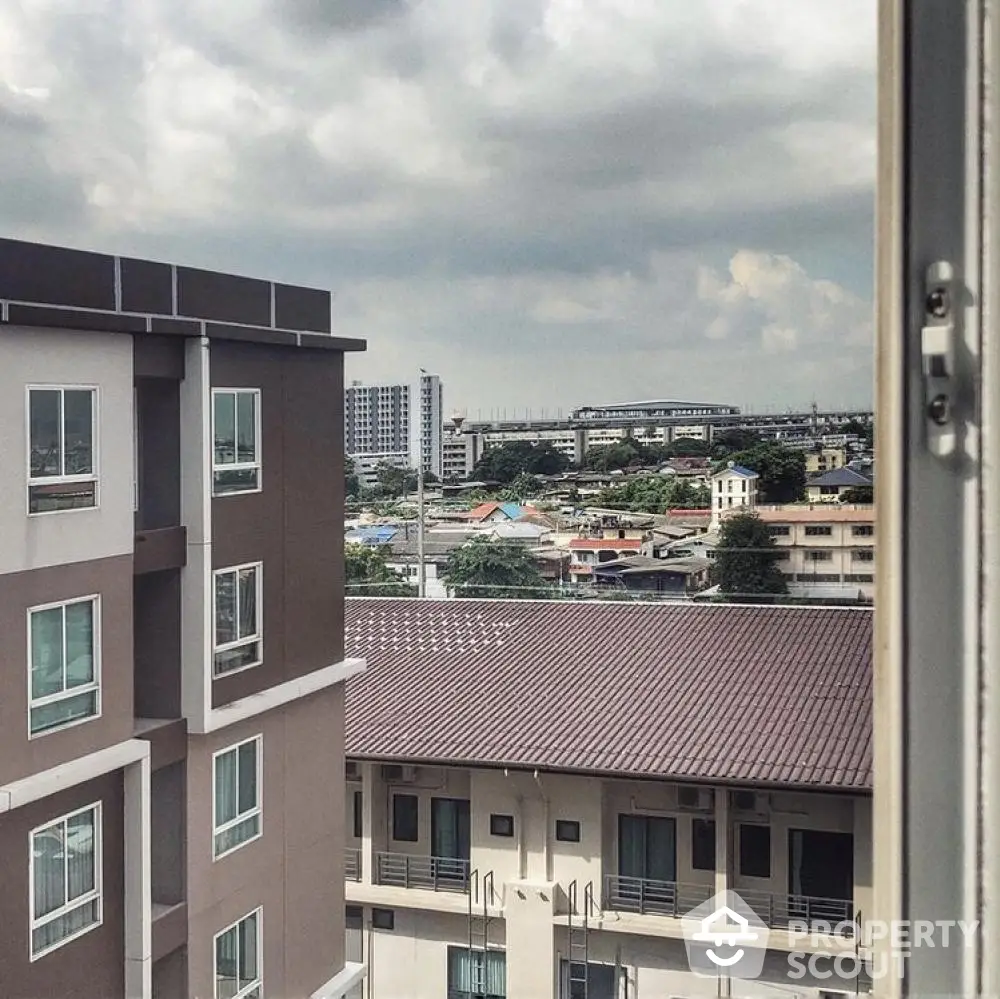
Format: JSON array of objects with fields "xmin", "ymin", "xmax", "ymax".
[{"xmin": 417, "ymin": 368, "xmax": 426, "ymax": 598}]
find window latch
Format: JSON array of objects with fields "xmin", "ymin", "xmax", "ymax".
[{"xmin": 921, "ymin": 261, "xmax": 958, "ymax": 458}]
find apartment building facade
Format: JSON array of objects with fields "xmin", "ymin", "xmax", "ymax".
[
  {"xmin": 0, "ymin": 237, "xmax": 365, "ymax": 999},
  {"xmin": 442, "ymin": 426, "xmax": 482, "ymax": 481},
  {"xmin": 341, "ymin": 598, "xmax": 873, "ymax": 999},
  {"xmin": 750, "ymin": 506, "xmax": 876, "ymax": 602},
  {"xmin": 710, "ymin": 463, "xmax": 759, "ymax": 526}
]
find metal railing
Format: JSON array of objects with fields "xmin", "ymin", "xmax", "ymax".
[
  {"xmin": 375, "ymin": 852, "xmax": 471, "ymax": 893},
  {"xmin": 738, "ymin": 888, "xmax": 856, "ymax": 934},
  {"xmin": 603, "ymin": 876, "xmax": 715, "ymax": 917},
  {"xmin": 345, "ymin": 847, "xmax": 361, "ymax": 882}
]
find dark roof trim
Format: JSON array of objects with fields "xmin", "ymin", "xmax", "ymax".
[
  {"xmin": 0, "ymin": 237, "xmax": 366, "ymax": 352},
  {"xmin": 345, "ymin": 752, "xmax": 872, "ymax": 796}
]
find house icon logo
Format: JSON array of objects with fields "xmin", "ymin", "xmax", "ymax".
[{"xmin": 682, "ymin": 890, "xmax": 769, "ymax": 979}]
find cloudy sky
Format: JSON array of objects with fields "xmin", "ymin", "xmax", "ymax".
[{"xmin": 0, "ymin": 0, "xmax": 875, "ymax": 417}]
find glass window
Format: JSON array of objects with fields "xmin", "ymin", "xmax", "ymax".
[
  {"xmin": 214, "ymin": 908, "xmax": 262, "ymax": 999},
  {"xmin": 489, "ymin": 814, "xmax": 514, "ymax": 838},
  {"xmin": 28, "ymin": 387, "xmax": 97, "ymax": 513},
  {"xmin": 29, "ymin": 597, "xmax": 100, "ymax": 736},
  {"xmin": 555, "ymin": 819, "xmax": 581, "ymax": 843},
  {"xmin": 213, "ymin": 564, "xmax": 262, "ymax": 676},
  {"xmin": 739, "ymin": 823, "xmax": 771, "ymax": 879},
  {"xmin": 214, "ymin": 737, "xmax": 262, "ymax": 858},
  {"xmin": 448, "ymin": 947, "xmax": 506, "ymax": 999},
  {"xmin": 353, "ymin": 791, "xmax": 363, "ymax": 839},
  {"xmin": 213, "ymin": 389, "xmax": 261, "ymax": 495},
  {"xmin": 392, "ymin": 794, "xmax": 419, "ymax": 842},
  {"xmin": 804, "ymin": 525, "xmax": 833, "ymax": 536},
  {"xmin": 30, "ymin": 803, "xmax": 101, "ymax": 958}
]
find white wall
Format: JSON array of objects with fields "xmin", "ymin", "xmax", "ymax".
[{"xmin": 0, "ymin": 326, "xmax": 134, "ymax": 574}]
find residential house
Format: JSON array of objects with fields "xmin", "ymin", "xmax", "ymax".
[
  {"xmin": 805, "ymin": 448, "xmax": 848, "ymax": 476},
  {"xmin": 463, "ymin": 502, "xmax": 537, "ymax": 525},
  {"xmin": 749, "ymin": 506, "xmax": 876, "ymax": 602},
  {"xmin": 0, "ymin": 238, "xmax": 364, "ymax": 999},
  {"xmin": 592, "ymin": 555, "xmax": 711, "ymax": 594},
  {"xmin": 805, "ymin": 468, "xmax": 873, "ymax": 504},
  {"xmin": 341, "ymin": 599, "xmax": 872, "ymax": 999},
  {"xmin": 567, "ymin": 538, "xmax": 644, "ymax": 584},
  {"xmin": 383, "ymin": 528, "xmax": 476, "ymax": 600},
  {"xmin": 710, "ymin": 463, "xmax": 759, "ymax": 526}
]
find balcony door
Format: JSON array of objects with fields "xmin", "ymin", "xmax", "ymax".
[
  {"xmin": 432, "ymin": 797, "xmax": 470, "ymax": 887},
  {"xmin": 788, "ymin": 829, "xmax": 853, "ymax": 902},
  {"xmin": 618, "ymin": 814, "xmax": 675, "ymax": 883}
]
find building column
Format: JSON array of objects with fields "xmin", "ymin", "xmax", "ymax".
[
  {"xmin": 714, "ymin": 786, "xmax": 730, "ymax": 898},
  {"xmin": 574, "ymin": 429, "xmax": 587, "ymax": 466},
  {"xmin": 361, "ymin": 762, "xmax": 383, "ymax": 887},
  {"xmin": 124, "ymin": 753, "xmax": 152, "ymax": 999}
]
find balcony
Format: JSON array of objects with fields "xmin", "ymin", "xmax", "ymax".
[
  {"xmin": 345, "ymin": 847, "xmax": 361, "ymax": 882},
  {"xmin": 738, "ymin": 888, "xmax": 856, "ymax": 934},
  {"xmin": 375, "ymin": 852, "xmax": 470, "ymax": 893},
  {"xmin": 603, "ymin": 876, "xmax": 714, "ymax": 917}
]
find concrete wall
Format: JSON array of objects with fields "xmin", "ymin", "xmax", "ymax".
[
  {"xmin": 0, "ymin": 326, "xmax": 134, "ymax": 575},
  {"xmin": 187, "ymin": 686, "xmax": 345, "ymax": 999}
]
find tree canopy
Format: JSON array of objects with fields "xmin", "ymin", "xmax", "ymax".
[
  {"xmin": 596, "ymin": 475, "xmax": 710, "ymax": 513},
  {"xmin": 443, "ymin": 537, "xmax": 549, "ymax": 598},
  {"xmin": 711, "ymin": 512, "xmax": 788, "ymax": 601},
  {"xmin": 345, "ymin": 457, "xmax": 361, "ymax": 499},
  {"xmin": 375, "ymin": 462, "xmax": 417, "ymax": 498},
  {"xmin": 344, "ymin": 543, "xmax": 416, "ymax": 596},
  {"xmin": 473, "ymin": 441, "xmax": 569, "ymax": 483},
  {"xmin": 840, "ymin": 485, "xmax": 874, "ymax": 504}
]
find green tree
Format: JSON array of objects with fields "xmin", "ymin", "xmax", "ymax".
[
  {"xmin": 665, "ymin": 438, "xmax": 713, "ymax": 458},
  {"xmin": 585, "ymin": 439, "xmax": 645, "ymax": 471},
  {"xmin": 711, "ymin": 429, "xmax": 763, "ymax": 458},
  {"xmin": 344, "ymin": 543, "xmax": 416, "ymax": 596},
  {"xmin": 473, "ymin": 442, "xmax": 568, "ymax": 483},
  {"xmin": 596, "ymin": 475, "xmax": 710, "ymax": 513},
  {"xmin": 840, "ymin": 485, "xmax": 874, "ymax": 504},
  {"xmin": 375, "ymin": 462, "xmax": 417, "ymax": 498},
  {"xmin": 443, "ymin": 537, "xmax": 550, "ymax": 598},
  {"xmin": 711, "ymin": 512, "xmax": 788, "ymax": 601},
  {"xmin": 345, "ymin": 457, "xmax": 361, "ymax": 498},
  {"xmin": 717, "ymin": 443, "xmax": 806, "ymax": 504},
  {"xmin": 501, "ymin": 472, "xmax": 543, "ymax": 503}
]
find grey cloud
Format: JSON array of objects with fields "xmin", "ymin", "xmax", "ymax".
[{"xmin": 271, "ymin": 0, "xmax": 410, "ymax": 36}]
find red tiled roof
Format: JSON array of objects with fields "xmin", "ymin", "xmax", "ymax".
[
  {"xmin": 345, "ymin": 599, "xmax": 873, "ymax": 791},
  {"xmin": 568, "ymin": 538, "xmax": 643, "ymax": 550}
]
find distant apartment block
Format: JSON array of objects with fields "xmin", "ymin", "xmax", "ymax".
[
  {"xmin": 0, "ymin": 238, "xmax": 365, "ymax": 999},
  {"xmin": 442, "ymin": 424, "xmax": 482, "ymax": 481},
  {"xmin": 342, "ymin": 599, "xmax": 872, "ymax": 999},
  {"xmin": 752, "ymin": 505, "xmax": 876, "ymax": 602},
  {"xmin": 345, "ymin": 373, "xmax": 443, "ymax": 479}
]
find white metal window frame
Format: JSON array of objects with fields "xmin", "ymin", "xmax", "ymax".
[
  {"xmin": 212, "ymin": 562, "xmax": 263, "ymax": 678},
  {"xmin": 211, "ymin": 388, "xmax": 262, "ymax": 497},
  {"xmin": 26, "ymin": 594, "xmax": 102, "ymax": 739},
  {"xmin": 28, "ymin": 801, "xmax": 103, "ymax": 960},
  {"xmin": 212, "ymin": 735, "xmax": 263, "ymax": 861},
  {"xmin": 213, "ymin": 906, "xmax": 263, "ymax": 999},
  {"xmin": 25, "ymin": 384, "xmax": 100, "ymax": 517}
]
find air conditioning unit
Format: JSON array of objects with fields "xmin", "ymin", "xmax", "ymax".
[
  {"xmin": 678, "ymin": 787, "xmax": 715, "ymax": 811},
  {"xmin": 345, "ymin": 761, "xmax": 360, "ymax": 781},
  {"xmin": 380, "ymin": 764, "xmax": 417, "ymax": 783},
  {"xmin": 731, "ymin": 790, "xmax": 770, "ymax": 813}
]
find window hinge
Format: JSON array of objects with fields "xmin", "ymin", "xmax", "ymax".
[{"xmin": 921, "ymin": 261, "xmax": 958, "ymax": 458}]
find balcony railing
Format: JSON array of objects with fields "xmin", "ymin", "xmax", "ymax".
[
  {"xmin": 738, "ymin": 888, "xmax": 856, "ymax": 934},
  {"xmin": 345, "ymin": 847, "xmax": 361, "ymax": 882},
  {"xmin": 375, "ymin": 852, "xmax": 470, "ymax": 893},
  {"xmin": 604, "ymin": 876, "xmax": 715, "ymax": 916}
]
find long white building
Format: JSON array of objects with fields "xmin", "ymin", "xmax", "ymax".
[{"xmin": 342, "ymin": 598, "xmax": 873, "ymax": 999}]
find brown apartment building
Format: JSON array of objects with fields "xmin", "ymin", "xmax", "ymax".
[{"xmin": 0, "ymin": 238, "xmax": 366, "ymax": 999}]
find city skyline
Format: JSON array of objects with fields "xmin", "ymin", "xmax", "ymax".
[{"xmin": 1, "ymin": 0, "xmax": 875, "ymax": 412}]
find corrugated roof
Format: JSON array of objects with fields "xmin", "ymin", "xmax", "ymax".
[
  {"xmin": 345, "ymin": 599, "xmax": 873, "ymax": 791},
  {"xmin": 568, "ymin": 538, "xmax": 643, "ymax": 550},
  {"xmin": 807, "ymin": 467, "xmax": 874, "ymax": 488}
]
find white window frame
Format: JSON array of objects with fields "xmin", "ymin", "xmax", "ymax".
[
  {"xmin": 213, "ymin": 907, "xmax": 263, "ymax": 999},
  {"xmin": 212, "ymin": 735, "xmax": 263, "ymax": 860},
  {"xmin": 26, "ymin": 595, "xmax": 102, "ymax": 739},
  {"xmin": 25, "ymin": 385, "xmax": 100, "ymax": 516},
  {"xmin": 29, "ymin": 801, "xmax": 103, "ymax": 960},
  {"xmin": 211, "ymin": 388, "xmax": 262, "ymax": 497},
  {"xmin": 212, "ymin": 562, "xmax": 263, "ymax": 678}
]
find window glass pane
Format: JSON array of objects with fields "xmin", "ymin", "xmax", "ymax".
[
  {"xmin": 213, "ymin": 641, "xmax": 260, "ymax": 676},
  {"xmin": 29, "ymin": 390, "xmax": 61, "ymax": 478},
  {"xmin": 236, "ymin": 392, "xmax": 257, "ymax": 464},
  {"xmin": 31, "ymin": 691, "xmax": 98, "ymax": 734},
  {"xmin": 215, "ymin": 572, "xmax": 237, "ymax": 646},
  {"xmin": 392, "ymin": 794, "xmax": 419, "ymax": 842},
  {"xmin": 31, "ymin": 607, "xmax": 64, "ymax": 699},
  {"xmin": 214, "ymin": 467, "xmax": 259, "ymax": 494},
  {"xmin": 239, "ymin": 912, "xmax": 259, "ymax": 987},
  {"xmin": 692, "ymin": 818, "xmax": 716, "ymax": 871},
  {"xmin": 32, "ymin": 898, "xmax": 100, "ymax": 955},
  {"xmin": 65, "ymin": 811, "xmax": 95, "ymax": 899},
  {"xmin": 64, "ymin": 601, "xmax": 94, "ymax": 687},
  {"xmin": 215, "ymin": 814, "xmax": 260, "ymax": 856},
  {"xmin": 739, "ymin": 824, "xmax": 771, "ymax": 878},
  {"xmin": 215, "ymin": 750, "xmax": 238, "ymax": 826},
  {"xmin": 63, "ymin": 390, "xmax": 93, "ymax": 475},
  {"xmin": 238, "ymin": 568, "xmax": 258, "ymax": 639},
  {"xmin": 32, "ymin": 823, "xmax": 66, "ymax": 919},
  {"xmin": 214, "ymin": 393, "xmax": 236, "ymax": 467},
  {"xmin": 216, "ymin": 924, "xmax": 239, "ymax": 999},
  {"xmin": 237, "ymin": 741, "xmax": 257, "ymax": 813}
]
